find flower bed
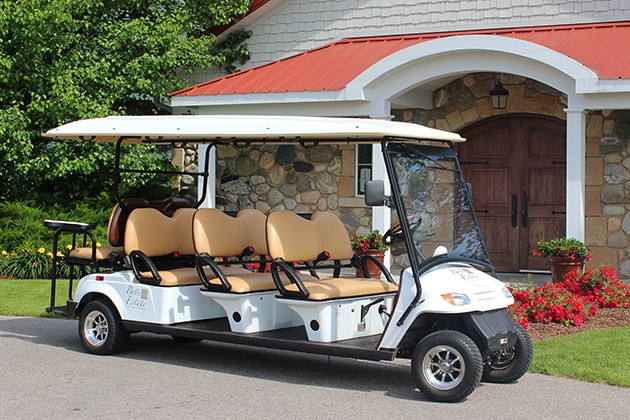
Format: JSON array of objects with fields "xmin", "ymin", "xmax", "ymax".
[{"xmin": 508, "ymin": 266, "xmax": 630, "ymax": 330}]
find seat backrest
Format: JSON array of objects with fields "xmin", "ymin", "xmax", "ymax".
[
  {"xmin": 107, "ymin": 197, "xmax": 192, "ymax": 246},
  {"xmin": 107, "ymin": 198, "xmax": 151, "ymax": 246},
  {"xmin": 193, "ymin": 208, "xmax": 248, "ymax": 257},
  {"xmin": 266, "ymin": 211, "xmax": 321, "ymax": 262},
  {"xmin": 311, "ymin": 212, "xmax": 353, "ymax": 260},
  {"xmin": 193, "ymin": 208, "xmax": 268, "ymax": 257},
  {"xmin": 236, "ymin": 209, "xmax": 268, "ymax": 256},
  {"xmin": 124, "ymin": 208, "xmax": 196, "ymax": 257}
]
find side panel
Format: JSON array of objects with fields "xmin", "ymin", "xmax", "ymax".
[{"xmin": 74, "ymin": 271, "xmax": 225, "ymax": 324}]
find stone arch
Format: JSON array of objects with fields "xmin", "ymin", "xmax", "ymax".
[{"xmin": 392, "ymin": 72, "xmax": 567, "ymax": 130}]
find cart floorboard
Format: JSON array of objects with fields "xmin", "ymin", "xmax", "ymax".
[{"xmin": 124, "ymin": 318, "xmax": 397, "ymax": 361}]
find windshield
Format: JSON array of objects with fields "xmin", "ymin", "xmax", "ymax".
[{"xmin": 386, "ymin": 142, "xmax": 491, "ymax": 266}]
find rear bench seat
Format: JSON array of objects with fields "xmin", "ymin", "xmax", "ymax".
[
  {"xmin": 194, "ymin": 208, "xmax": 303, "ymax": 333},
  {"xmin": 266, "ymin": 210, "xmax": 398, "ymax": 342},
  {"xmin": 124, "ymin": 207, "xmax": 200, "ymax": 286}
]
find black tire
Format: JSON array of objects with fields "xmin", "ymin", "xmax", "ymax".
[
  {"xmin": 411, "ymin": 330, "xmax": 483, "ymax": 403},
  {"xmin": 78, "ymin": 299, "xmax": 129, "ymax": 355},
  {"xmin": 482, "ymin": 322, "xmax": 533, "ymax": 383},
  {"xmin": 171, "ymin": 335, "xmax": 202, "ymax": 343}
]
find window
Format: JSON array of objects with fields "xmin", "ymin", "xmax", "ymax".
[{"xmin": 356, "ymin": 144, "xmax": 372, "ymax": 196}]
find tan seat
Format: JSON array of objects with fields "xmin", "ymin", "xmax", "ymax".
[
  {"xmin": 125, "ymin": 207, "xmax": 200, "ymax": 286},
  {"xmin": 193, "ymin": 208, "xmax": 276, "ymax": 292},
  {"xmin": 68, "ymin": 197, "xmax": 192, "ymax": 264},
  {"xmin": 266, "ymin": 210, "xmax": 398, "ymax": 300}
]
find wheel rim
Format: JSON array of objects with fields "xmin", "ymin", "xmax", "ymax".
[
  {"xmin": 488, "ymin": 347, "xmax": 515, "ymax": 370},
  {"xmin": 84, "ymin": 310, "xmax": 108, "ymax": 347},
  {"xmin": 422, "ymin": 344, "xmax": 466, "ymax": 390}
]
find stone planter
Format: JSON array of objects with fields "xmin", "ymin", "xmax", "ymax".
[
  {"xmin": 549, "ymin": 257, "xmax": 585, "ymax": 283},
  {"xmin": 354, "ymin": 249, "xmax": 386, "ymax": 279}
]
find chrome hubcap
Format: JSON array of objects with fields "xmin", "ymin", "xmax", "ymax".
[
  {"xmin": 85, "ymin": 311, "xmax": 108, "ymax": 346},
  {"xmin": 422, "ymin": 345, "xmax": 465, "ymax": 390}
]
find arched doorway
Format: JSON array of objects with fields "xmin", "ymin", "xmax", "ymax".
[{"xmin": 457, "ymin": 114, "xmax": 566, "ymax": 273}]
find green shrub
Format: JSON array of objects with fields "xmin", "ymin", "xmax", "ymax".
[
  {"xmin": 0, "ymin": 244, "xmax": 76, "ymax": 279},
  {"xmin": 0, "ymin": 194, "xmax": 112, "ymax": 252},
  {"xmin": 0, "ymin": 196, "xmax": 113, "ymax": 279}
]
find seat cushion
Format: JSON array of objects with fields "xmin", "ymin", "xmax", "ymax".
[
  {"xmin": 283, "ymin": 277, "xmax": 398, "ymax": 301},
  {"xmin": 142, "ymin": 266, "xmax": 252, "ymax": 287},
  {"xmin": 69, "ymin": 246, "xmax": 124, "ymax": 260}
]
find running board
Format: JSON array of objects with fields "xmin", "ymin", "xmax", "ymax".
[{"xmin": 123, "ymin": 319, "xmax": 397, "ymax": 362}]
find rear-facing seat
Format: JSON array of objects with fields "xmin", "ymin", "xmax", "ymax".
[
  {"xmin": 266, "ymin": 210, "xmax": 398, "ymax": 342},
  {"xmin": 193, "ymin": 208, "xmax": 303, "ymax": 333}
]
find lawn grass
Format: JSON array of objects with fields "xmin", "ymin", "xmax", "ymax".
[
  {"xmin": 530, "ymin": 326, "xmax": 630, "ymax": 387},
  {"xmin": 0, "ymin": 279, "xmax": 77, "ymax": 317}
]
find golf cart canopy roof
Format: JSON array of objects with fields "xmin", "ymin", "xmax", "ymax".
[{"xmin": 43, "ymin": 115, "xmax": 465, "ymax": 144}]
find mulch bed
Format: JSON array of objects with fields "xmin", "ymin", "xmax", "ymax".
[{"xmin": 527, "ymin": 307, "xmax": 630, "ymax": 340}]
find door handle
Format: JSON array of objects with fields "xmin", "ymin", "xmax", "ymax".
[
  {"xmin": 511, "ymin": 194, "xmax": 518, "ymax": 228},
  {"xmin": 521, "ymin": 192, "xmax": 528, "ymax": 228}
]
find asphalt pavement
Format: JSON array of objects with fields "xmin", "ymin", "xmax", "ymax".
[{"xmin": 1, "ymin": 315, "xmax": 628, "ymax": 419}]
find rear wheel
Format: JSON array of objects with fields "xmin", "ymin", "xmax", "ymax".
[
  {"xmin": 79, "ymin": 299, "xmax": 129, "ymax": 355},
  {"xmin": 411, "ymin": 330, "xmax": 482, "ymax": 402},
  {"xmin": 482, "ymin": 322, "xmax": 533, "ymax": 383}
]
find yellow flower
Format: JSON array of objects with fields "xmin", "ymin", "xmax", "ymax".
[
  {"xmin": 56, "ymin": 251, "xmax": 64, "ymax": 257},
  {"xmin": 38, "ymin": 247, "xmax": 45, "ymax": 254},
  {"xmin": 46, "ymin": 252, "xmax": 53, "ymax": 258},
  {"xmin": 96, "ymin": 242, "xmax": 102, "ymax": 247},
  {"xmin": 66, "ymin": 244, "xmax": 73, "ymax": 250},
  {"xmin": 1, "ymin": 250, "xmax": 6, "ymax": 256}
]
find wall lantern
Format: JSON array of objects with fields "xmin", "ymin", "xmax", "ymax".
[{"xmin": 489, "ymin": 80, "xmax": 509, "ymax": 109}]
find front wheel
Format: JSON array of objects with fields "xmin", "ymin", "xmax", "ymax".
[
  {"xmin": 411, "ymin": 330, "xmax": 482, "ymax": 403},
  {"xmin": 79, "ymin": 299, "xmax": 129, "ymax": 355},
  {"xmin": 482, "ymin": 322, "xmax": 533, "ymax": 383}
]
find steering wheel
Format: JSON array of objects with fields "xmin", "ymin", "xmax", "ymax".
[{"xmin": 383, "ymin": 221, "xmax": 402, "ymax": 245}]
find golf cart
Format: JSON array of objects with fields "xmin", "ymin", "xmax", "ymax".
[{"xmin": 43, "ymin": 115, "xmax": 532, "ymax": 402}]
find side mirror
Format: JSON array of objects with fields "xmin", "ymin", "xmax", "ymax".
[{"xmin": 365, "ymin": 180, "xmax": 392, "ymax": 207}]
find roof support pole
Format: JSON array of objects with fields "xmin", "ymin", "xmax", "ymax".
[
  {"xmin": 370, "ymin": 114, "xmax": 394, "ymax": 270},
  {"xmin": 564, "ymin": 108, "xmax": 586, "ymax": 241},
  {"xmin": 198, "ymin": 144, "xmax": 216, "ymax": 208}
]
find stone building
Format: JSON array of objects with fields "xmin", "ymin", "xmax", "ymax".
[{"xmin": 170, "ymin": 1, "xmax": 630, "ymax": 277}]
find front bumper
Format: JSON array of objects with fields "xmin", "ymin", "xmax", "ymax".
[{"xmin": 463, "ymin": 309, "xmax": 518, "ymax": 356}]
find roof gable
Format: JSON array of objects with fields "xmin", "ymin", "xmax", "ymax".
[{"xmin": 173, "ymin": 21, "xmax": 630, "ymax": 97}]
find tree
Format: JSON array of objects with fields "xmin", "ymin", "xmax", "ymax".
[{"xmin": 0, "ymin": 0, "xmax": 252, "ymax": 201}]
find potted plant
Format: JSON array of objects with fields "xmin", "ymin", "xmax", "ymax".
[
  {"xmin": 533, "ymin": 237, "xmax": 591, "ymax": 283},
  {"xmin": 350, "ymin": 230, "xmax": 389, "ymax": 278}
]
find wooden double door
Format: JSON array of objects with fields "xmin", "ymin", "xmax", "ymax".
[{"xmin": 458, "ymin": 115, "xmax": 566, "ymax": 273}]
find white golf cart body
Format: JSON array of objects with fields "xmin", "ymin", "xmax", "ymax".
[{"xmin": 43, "ymin": 115, "xmax": 530, "ymax": 402}]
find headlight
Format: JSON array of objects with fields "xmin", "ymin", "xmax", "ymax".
[
  {"xmin": 441, "ymin": 293, "xmax": 471, "ymax": 306},
  {"xmin": 501, "ymin": 286, "xmax": 513, "ymax": 299}
]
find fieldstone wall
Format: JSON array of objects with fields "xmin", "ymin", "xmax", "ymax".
[
  {"xmin": 585, "ymin": 110, "xmax": 630, "ymax": 277},
  {"xmin": 171, "ymin": 143, "xmax": 199, "ymax": 200},
  {"xmin": 214, "ymin": 143, "xmax": 372, "ymax": 235}
]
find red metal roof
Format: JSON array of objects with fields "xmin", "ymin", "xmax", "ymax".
[{"xmin": 174, "ymin": 21, "xmax": 630, "ymax": 97}]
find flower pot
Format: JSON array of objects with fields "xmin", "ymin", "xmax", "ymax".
[
  {"xmin": 549, "ymin": 256, "xmax": 585, "ymax": 283},
  {"xmin": 354, "ymin": 249, "xmax": 386, "ymax": 279}
]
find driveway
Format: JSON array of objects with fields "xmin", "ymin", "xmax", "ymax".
[{"xmin": 1, "ymin": 315, "xmax": 628, "ymax": 419}]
